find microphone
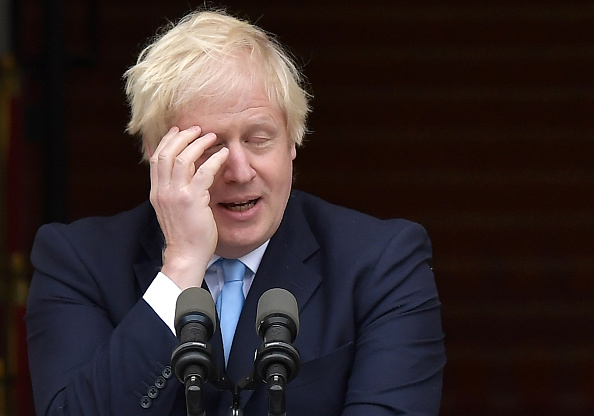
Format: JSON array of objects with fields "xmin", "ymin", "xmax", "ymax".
[
  {"xmin": 171, "ymin": 287, "xmax": 217, "ymax": 416},
  {"xmin": 254, "ymin": 288, "xmax": 300, "ymax": 416}
]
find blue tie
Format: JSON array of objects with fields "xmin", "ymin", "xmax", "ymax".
[{"xmin": 215, "ymin": 258, "xmax": 246, "ymax": 365}]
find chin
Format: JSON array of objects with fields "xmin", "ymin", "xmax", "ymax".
[
  {"xmin": 215, "ymin": 216, "xmax": 281, "ymax": 258},
  {"xmin": 216, "ymin": 233, "xmax": 264, "ymax": 258}
]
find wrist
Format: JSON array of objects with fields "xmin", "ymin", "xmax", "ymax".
[{"xmin": 160, "ymin": 249, "xmax": 209, "ymax": 290}]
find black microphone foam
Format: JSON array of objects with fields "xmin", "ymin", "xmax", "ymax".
[
  {"xmin": 175, "ymin": 287, "xmax": 217, "ymax": 339},
  {"xmin": 256, "ymin": 288, "xmax": 299, "ymax": 340}
]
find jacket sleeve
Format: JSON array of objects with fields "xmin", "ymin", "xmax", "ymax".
[
  {"xmin": 344, "ymin": 221, "xmax": 446, "ymax": 416},
  {"xmin": 26, "ymin": 223, "xmax": 183, "ymax": 416}
]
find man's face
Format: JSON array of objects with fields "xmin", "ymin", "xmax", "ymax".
[{"xmin": 174, "ymin": 85, "xmax": 296, "ymax": 259}]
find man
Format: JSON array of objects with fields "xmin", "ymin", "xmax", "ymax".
[{"xmin": 26, "ymin": 9, "xmax": 445, "ymax": 416}]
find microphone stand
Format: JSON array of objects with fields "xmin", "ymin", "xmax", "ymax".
[
  {"xmin": 225, "ymin": 337, "xmax": 300, "ymax": 416},
  {"xmin": 184, "ymin": 370, "xmax": 205, "ymax": 416},
  {"xmin": 227, "ymin": 372, "xmax": 259, "ymax": 416},
  {"xmin": 228, "ymin": 389, "xmax": 243, "ymax": 416},
  {"xmin": 254, "ymin": 340, "xmax": 300, "ymax": 416},
  {"xmin": 266, "ymin": 372, "xmax": 286, "ymax": 416},
  {"xmin": 171, "ymin": 342, "xmax": 216, "ymax": 416},
  {"xmin": 173, "ymin": 288, "xmax": 301, "ymax": 416}
]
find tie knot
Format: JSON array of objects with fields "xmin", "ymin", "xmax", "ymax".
[{"xmin": 219, "ymin": 258, "xmax": 246, "ymax": 283}]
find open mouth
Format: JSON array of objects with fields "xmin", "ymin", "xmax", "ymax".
[{"xmin": 219, "ymin": 198, "xmax": 259, "ymax": 212}]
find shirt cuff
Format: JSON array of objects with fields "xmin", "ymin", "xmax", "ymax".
[{"xmin": 143, "ymin": 272, "xmax": 182, "ymax": 335}]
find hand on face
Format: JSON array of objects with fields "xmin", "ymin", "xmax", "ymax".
[{"xmin": 149, "ymin": 125, "xmax": 228, "ymax": 290}]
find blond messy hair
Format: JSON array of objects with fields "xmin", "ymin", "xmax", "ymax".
[{"xmin": 123, "ymin": 9, "xmax": 311, "ymax": 160}]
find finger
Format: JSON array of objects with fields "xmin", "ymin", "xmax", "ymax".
[
  {"xmin": 149, "ymin": 126, "xmax": 180, "ymax": 195},
  {"xmin": 170, "ymin": 132, "xmax": 218, "ymax": 187},
  {"xmin": 151, "ymin": 126, "xmax": 180, "ymax": 162},
  {"xmin": 154, "ymin": 126, "xmax": 203, "ymax": 187},
  {"xmin": 152, "ymin": 126, "xmax": 182, "ymax": 157},
  {"xmin": 190, "ymin": 146, "xmax": 229, "ymax": 191}
]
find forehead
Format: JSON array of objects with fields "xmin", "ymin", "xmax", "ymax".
[{"xmin": 174, "ymin": 79, "xmax": 286, "ymax": 128}]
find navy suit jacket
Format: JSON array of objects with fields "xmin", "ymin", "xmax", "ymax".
[{"xmin": 26, "ymin": 190, "xmax": 445, "ymax": 416}]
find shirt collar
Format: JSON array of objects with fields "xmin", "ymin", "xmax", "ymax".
[{"xmin": 207, "ymin": 240, "xmax": 270, "ymax": 275}]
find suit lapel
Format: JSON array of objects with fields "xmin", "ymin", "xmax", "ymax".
[{"xmin": 226, "ymin": 192, "xmax": 322, "ymax": 405}]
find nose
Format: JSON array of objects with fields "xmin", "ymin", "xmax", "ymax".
[{"xmin": 221, "ymin": 143, "xmax": 256, "ymax": 184}]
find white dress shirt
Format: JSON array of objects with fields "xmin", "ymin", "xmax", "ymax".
[{"xmin": 143, "ymin": 241, "xmax": 269, "ymax": 335}]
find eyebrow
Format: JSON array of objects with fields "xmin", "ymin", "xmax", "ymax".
[
  {"xmin": 246, "ymin": 113, "xmax": 279, "ymax": 125},
  {"xmin": 244, "ymin": 115, "xmax": 281, "ymax": 131}
]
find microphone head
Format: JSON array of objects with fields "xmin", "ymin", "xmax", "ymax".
[
  {"xmin": 174, "ymin": 287, "xmax": 217, "ymax": 335},
  {"xmin": 256, "ymin": 288, "xmax": 299, "ymax": 337}
]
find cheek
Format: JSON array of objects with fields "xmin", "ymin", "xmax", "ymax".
[
  {"xmin": 270, "ymin": 162, "xmax": 294, "ymax": 201},
  {"xmin": 263, "ymin": 157, "xmax": 293, "ymax": 187}
]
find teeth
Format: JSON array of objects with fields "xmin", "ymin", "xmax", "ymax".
[{"xmin": 223, "ymin": 199, "xmax": 257, "ymax": 212}]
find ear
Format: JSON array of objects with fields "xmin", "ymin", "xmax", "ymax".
[{"xmin": 290, "ymin": 143, "xmax": 297, "ymax": 160}]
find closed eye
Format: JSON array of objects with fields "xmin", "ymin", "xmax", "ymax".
[{"xmin": 247, "ymin": 136, "xmax": 271, "ymax": 145}]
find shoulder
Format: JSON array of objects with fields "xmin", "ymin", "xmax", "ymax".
[
  {"xmin": 31, "ymin": 201, "xmax": 158, "ymax": 266},
  {"xmin": 35, "ymin": 202, "xmax": 155, "ymax": 245},
  {"xmin": 287, "ymin": 189, "xmax": 429, "ymax": 249}
]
